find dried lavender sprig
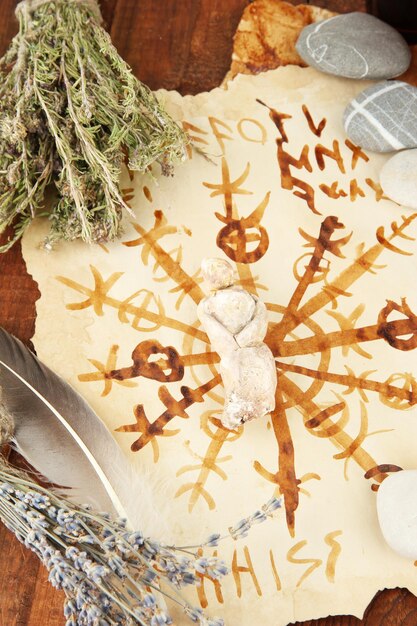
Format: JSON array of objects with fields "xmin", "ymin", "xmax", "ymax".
[
  {"xmin": 0, "ymin": 468, "xmax": 200, "ymax": 625},
  {"xmin": 173, "ymin": 496, "xmax": 282, "ymax": 550},
  {"xmin": 0, "ymin": 461, "xmax": 281, "ymax": 626},
  {"xmin": 0, "ymin": 0, "xmax": 188, "ymax": 252}
]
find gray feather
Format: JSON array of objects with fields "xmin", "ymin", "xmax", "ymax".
[{"xmin": 0, "ymin": 327, "xmax": 160, "ymax": 531}]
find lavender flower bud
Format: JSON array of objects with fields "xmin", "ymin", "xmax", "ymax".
[
  {"xmin": 108, "ymin": 555, "xmax": 126, "ymax": 577},
  {"xmin": 151, "ymin": 611, "xmax": 172, "ymax": 626},
  {"xmin": 141, "ymin": 568, "xmax": 158, "ymax": 584},
  {"xmin": 261, "ymin": 496, "xmax": 282, "ymax": 516},
  {"xmin": 205, "ymin": 533, "xmax": 220, "ymax": 547},
  {"xmin": 77, "ymin": 535, "xmax": 95, "ymax": 545},
  {"xmin": 84, "ymin": 563, "xmax": 110, "ymax": 583},
  {"xmin": 228, "ymin": 518, "xmax": 251, "ymax": 540},
  {"xmin": 0, "ymin": 482, "xmax": 13, "ymax": 498},
  {"xmin": 141, "ymin": 593, "xmax": 156, "ymax": 608},
  {"xmin": 249, "ymin": 510, "xmax": 267, "ymax": 525},
  {"xmin": 185, "ymin": 606, "xmax": 204, "ymax": 622},
  {"xmin": 181, "ymin": 572, "xmax": 198, "ymax": 585},
  {"xmin": 47, "ymin": 505, "xmax": 58, "ymax": 519},
  {"xmin": 64, "ymin": 599, "xmax": 77, "ymax": 617},
  {"xmin": 128, "ymin": 531, "xmax": 144, "ymax": 546}
]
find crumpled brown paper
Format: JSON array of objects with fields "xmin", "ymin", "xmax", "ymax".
[{"xmin": 223, "ymin": 0, "xmax": 335, "ymax": 84}]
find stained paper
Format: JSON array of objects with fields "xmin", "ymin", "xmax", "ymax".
[{"xmin": 22, "ymin": 66, "xmax": 417, "ymax": 625}]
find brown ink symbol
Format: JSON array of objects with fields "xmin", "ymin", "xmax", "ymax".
[
  {"xmin": 58, "ymin": 100, "xmax": 417, "ymax": 544},
  {"xmin": 204, "ymin": 157, "xmax": 270, "ymax": 264},
  {"xmin": 111, "ymin": 340, "xmax": 185, "ymax": 383}
]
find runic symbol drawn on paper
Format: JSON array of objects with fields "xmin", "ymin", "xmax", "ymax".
[
  {"xmin": 57, "ymin": 104, "xmax": 417, "ymax": 539},
  {"xmin": 124, "ymin": 210, "xmax": 205, "ymax": 305},
  {"xmin": 203, "ymin": 157, "xmax": 270, "ymax": 264},
  {"xmin": 78, "ymin": 344, "xmax": 138, "ymax": 397},
  {"xmin": 176, "ymin": 411, "xmax": 243, "ymax": 510},
  {"xmin": 257, "ymin": 100, "xmax": 385, "ymax": 215},
  {"xmin": 194, "ymin": 528, "xmax": 343, "ymax": 599}
]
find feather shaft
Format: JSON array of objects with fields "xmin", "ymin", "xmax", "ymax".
[{"xmin": 0, "ymin": 328, "xmax": 164, "ymax": 534}]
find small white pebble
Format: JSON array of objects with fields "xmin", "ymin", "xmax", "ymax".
[
  {"xmin": 380, "ymin": 149, "xmax": 417, "ymax": 209},
  {"xmin": 377, "ymin": 470, "xmax": 417, "ymax": 559}
]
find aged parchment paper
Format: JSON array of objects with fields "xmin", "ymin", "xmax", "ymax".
[{"xmin": 22, "ymin": 66, "xmax": 417, "ymax": 625}]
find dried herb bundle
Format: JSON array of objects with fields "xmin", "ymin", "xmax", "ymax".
[
  {"xmin": 0, "ymin": 457, "xmax": 281, "ymax": 625},
  {"xmin": 0, "ymin": 0, "xmax": 188, "ymax": 251}
]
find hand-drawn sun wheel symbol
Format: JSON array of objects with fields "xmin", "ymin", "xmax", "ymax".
[{"xmin": 59, "ymin": 131, "xmax": 417, "ymax": 540}]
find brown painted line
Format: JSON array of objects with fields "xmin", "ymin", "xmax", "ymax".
[{"xmin": 276, "ymin": 360, "xmax": 416, "ymax": 404}]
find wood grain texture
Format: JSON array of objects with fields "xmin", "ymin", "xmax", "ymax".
[
  {"xmin": 291, "ymin": 0, "xmax": 364, "ymax": 10},
  {"xmin": 0, "ymin": 1, "xmax": 416, "ymax": 624},
  {"xmin": 108, "ymin": 0, "xmax": 247, "ymax": 93}
]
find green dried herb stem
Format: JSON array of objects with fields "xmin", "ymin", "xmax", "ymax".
[{"xmin": 0, "ymin": 0, "xmax": 188, "ymax": 252}]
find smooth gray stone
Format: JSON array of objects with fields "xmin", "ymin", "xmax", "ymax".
[
  {"xmin": 343, "ymin": 81, "xmax": 417, "ymax": 153},
  {"xmin": 296, "ymin": 12, "xmax": 411, "ymax": 80},
  {"xmin": 380, "ymin": 149, "xmax": 417, "ymax": 208}
]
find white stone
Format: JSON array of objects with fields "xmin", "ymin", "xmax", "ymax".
[
  {"xmin": 198, "ymin": 257, "xmax": 277, "ymax": 430},
  {"xmin": 376, "ymin": 470, "xmax": 417, "ymax": 559},
  {"xmin": 380, "ymin": 149, "xmax": 417, "ymax": 209}
]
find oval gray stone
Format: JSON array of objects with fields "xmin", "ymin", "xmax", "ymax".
[
  {"xmin": 343, "ymin": 81, "xmax": 417, "ymax": 153},
  {"xmin": 296, "ymin": 12, "xmax": 411, "ymax": 80},
  {"xmin": 380, "ymin": 149, "xmax": 417, "ymax": 208}
]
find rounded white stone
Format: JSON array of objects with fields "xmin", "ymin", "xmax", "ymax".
[
  {"xmin": 380, "ymin": 149, "xmax": 417, "ymax": 209},
  {"xmin": 377, "ymin": 470, "xmax": 417, "ymax": 559}
]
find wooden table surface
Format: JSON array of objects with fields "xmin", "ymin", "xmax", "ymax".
[{"xmin": 1, "ymin": 0, "xmax": 417, "ymax": 624}]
